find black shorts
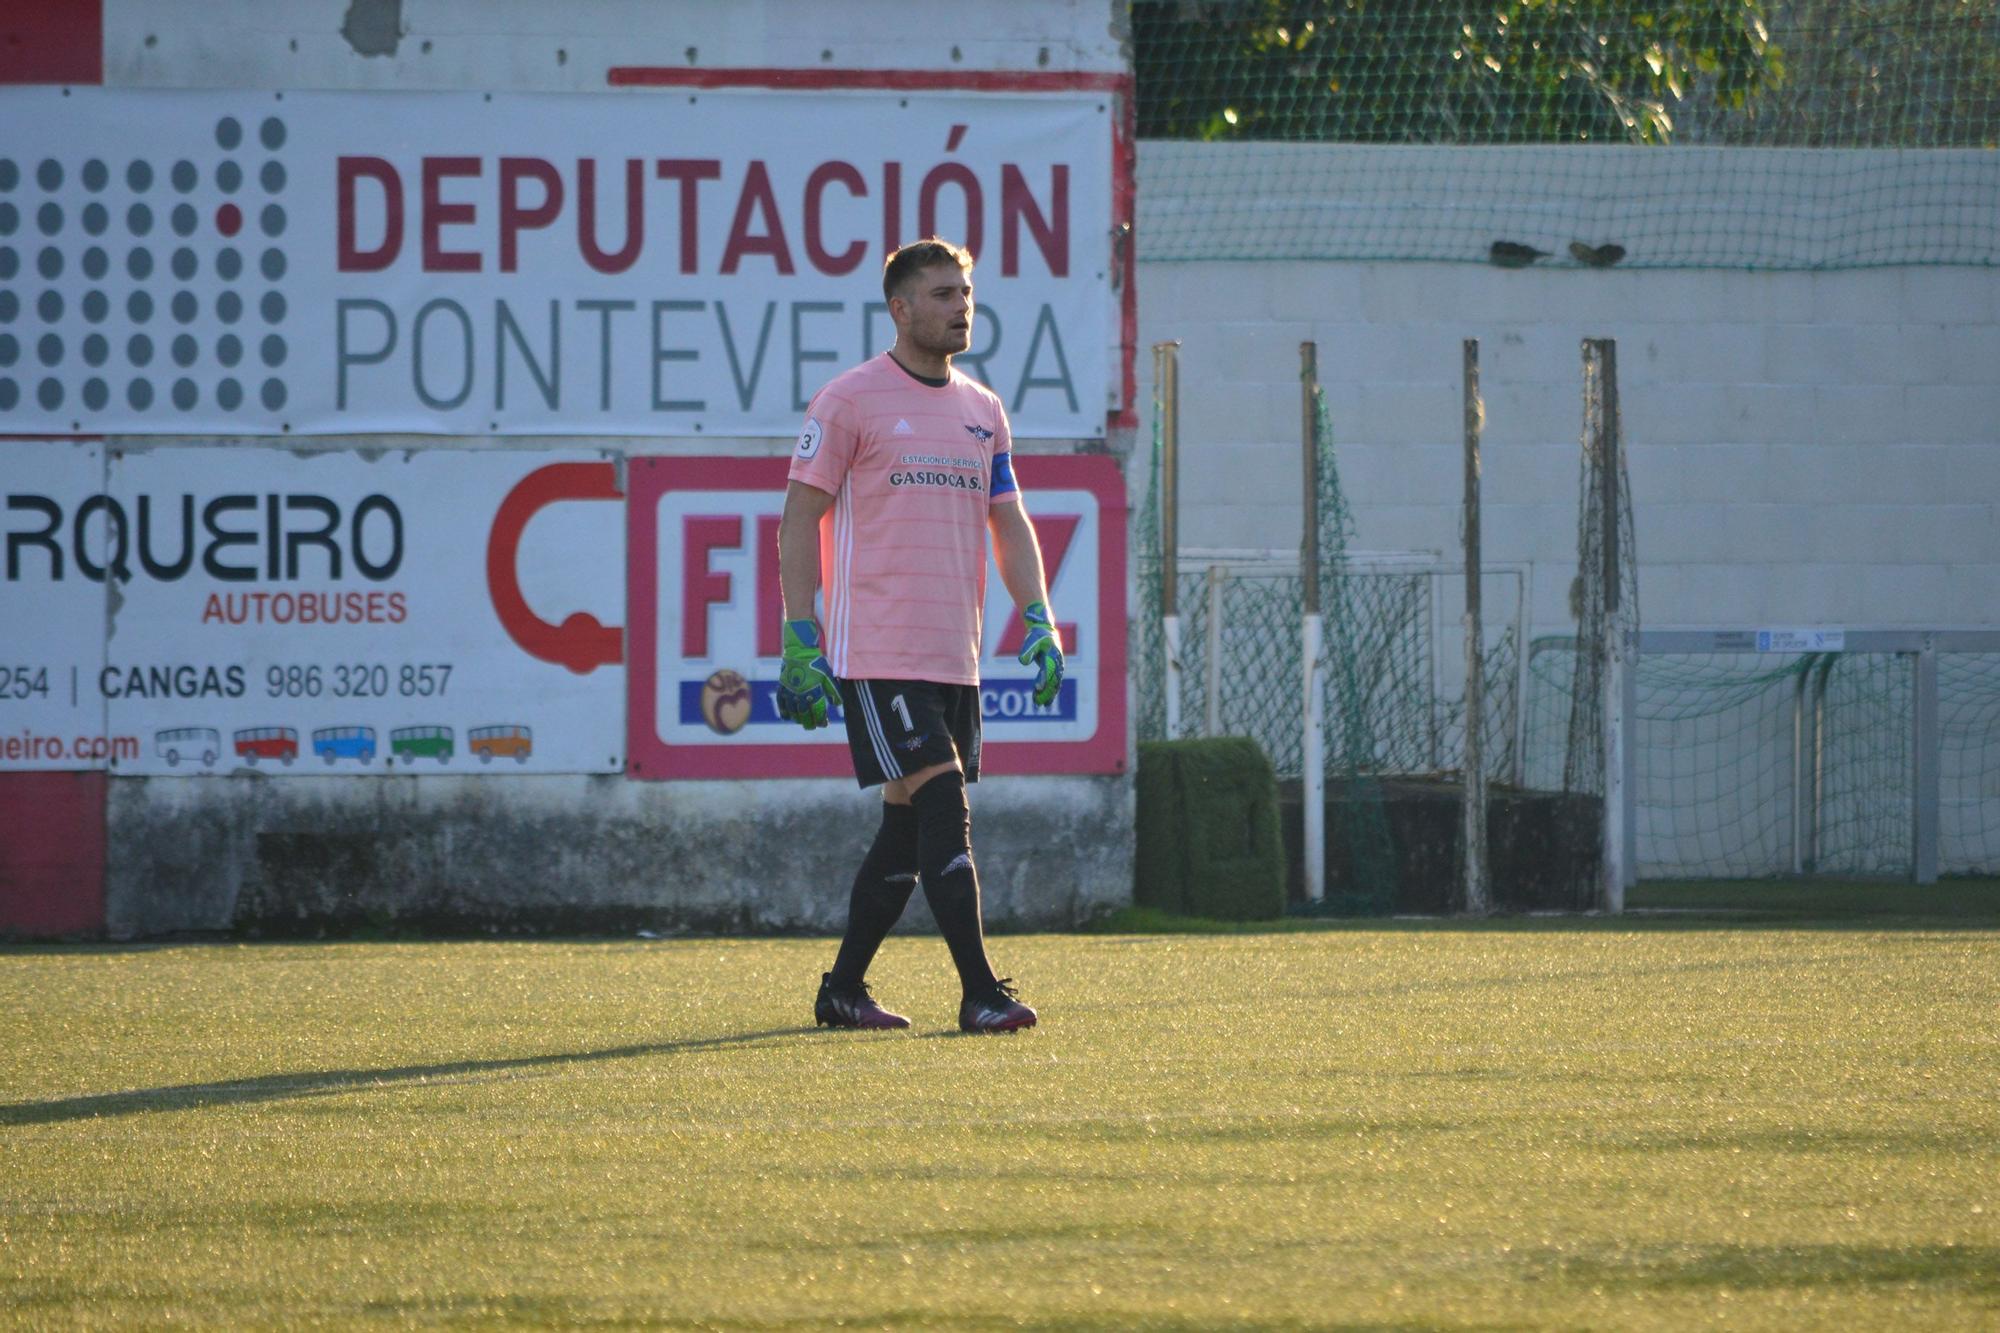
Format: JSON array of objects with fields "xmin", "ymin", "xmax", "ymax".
[{"xmin": 837, "ymin": 678, "xmax": 982, "ymax": 789}]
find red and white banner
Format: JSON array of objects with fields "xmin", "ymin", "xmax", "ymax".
[
  {"xmin": 0, "ymin": 87, "xmax": 1115, "ymax": 438},
  {"xmin": 626, "ymin": 454, "xmax": 1127, "ymax": 779},
  {"xmin": 1, "ymin": 442, "xmax": 625, "ymax": 774}
]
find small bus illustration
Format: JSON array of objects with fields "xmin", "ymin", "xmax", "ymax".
[
  {"xmin": 469, "ymin": 724, "xmax": 532, "ymax": 764},
  {"xmin": 233, "ymin": 726, "xmax": 299, "ymax": 766},
  {"xmin": 390, "ymin": 725, "xmax": 454, "ymax": 764},
  {"xmin": 155, "ymin": 727, "xmax": 220, "ymax": 768},
  {"xmin": 312, "ymin": 726, "xmax": 377, "ymax": 765}
]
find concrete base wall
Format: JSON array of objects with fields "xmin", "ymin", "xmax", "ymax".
[{"xmin": 103, "ymin": 772, "xmax": 1131, "ymax": 938}]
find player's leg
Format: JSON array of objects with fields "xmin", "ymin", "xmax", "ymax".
[
  {"xmin": 883, "ymin": 685, "xmax": 1036, "ymax": 1033},
  {"xmin": 815, "ymin": 798, "xmax": 919, "ymax": 1028},
  {"xmin": 814, "ymin": 679, "xmax": 925, "ymax": 1030}
]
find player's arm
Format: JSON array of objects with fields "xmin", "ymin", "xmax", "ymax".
[
  {"xmin": 988, "ymin": 497, "xmax": 1049, "ymax": 613},
  {"xmin": 775, "ymin": 480, "xmax": 838, "ymax": 728},
  {"xmin": 778, "ymin": 480, "xmax": 833, "ymax": 621},
  {"xmin": 989, "ymin": 497, "xmax": 1064, "ymax": 707}
]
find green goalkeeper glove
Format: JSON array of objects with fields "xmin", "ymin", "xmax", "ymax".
[
  {"xmin": 776, "ymin": 619, "xmax": 838, "ymax": 729},
  {"xmin": 1017, "ymin": 601, "xmax": 1065, "ymax": 707}
]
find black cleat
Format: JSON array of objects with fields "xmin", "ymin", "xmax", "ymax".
[
  {"xmin": 958, "ymin": 978, "xmax": 1037, "ymax": 1033},
  {"xmin": 815, "ymin": 973, "xmax": 911, "ymax": 1030}
]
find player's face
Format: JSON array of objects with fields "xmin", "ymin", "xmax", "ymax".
[{"xmin": 898, "ymin": 264, "xmax": 975, "ymax": 358}]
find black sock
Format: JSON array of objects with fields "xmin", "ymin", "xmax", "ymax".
[
  {"xmin": 911, "ymin": 771, "xmax": 999, "ymax": 997},
  {"xmin": 828, "ymin": 803, "xmax": 920, "ymax": 985}
]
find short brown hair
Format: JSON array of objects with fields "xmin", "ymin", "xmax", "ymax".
[{"xmin": 882, "ymin": 237, "xmax": 973, "ymax": 303}]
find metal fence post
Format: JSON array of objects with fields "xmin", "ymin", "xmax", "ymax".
[
  {"xmin": 1300, "ymin": 342, "xmax": 1326, "ymax": 903},
  {"xmin": 1154, "ymin": 342, "xmax": 1183, "ymax": 739},
  {"xmin": 1462, "ymin": 339, "xmax": 1490, "ymax": 916},
  {"xmin": 1914, "ymin": 638, "xmax": 1940, "ymax": 884},
  {"xmin": 1791, "ymin": 661, "xmax": 1811, "ymax": 875}
]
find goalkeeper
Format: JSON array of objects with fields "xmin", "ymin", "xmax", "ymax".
[{"xmin": 775, "ymin": 237, "xmax": 1063, "ymax": 1035}]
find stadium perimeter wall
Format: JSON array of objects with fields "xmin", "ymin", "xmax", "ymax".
[
  {"xmin": 0, "ymin": 0, "xmax": 1136, "ymax": 939},
  {"xmin": 1135, "ymin": 144, "xmax": 2000, "ymax": 633}
]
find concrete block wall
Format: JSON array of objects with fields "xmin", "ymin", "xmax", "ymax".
[
  {"xmin": 1136, "ymin": 256, "xmax": 2000, "ymax": 633},
  {"xmin": 102, "ymin": 773, "xmax": 1131, "ymax": 939}
]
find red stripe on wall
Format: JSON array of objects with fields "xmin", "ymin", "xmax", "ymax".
[
  {"xmin": 0, "ymin": 772, "xmax": 107, "ymax": 937},
  {"xmin": 0, "ymin": 0, "xmax": 102, "ymax": 85},
  {"xmin": 609, "ymin": 67, "xmax": 1124, "ymax": 94}
]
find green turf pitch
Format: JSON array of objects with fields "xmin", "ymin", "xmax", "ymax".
[{"xmin": 3, "ymin": 911, "xmax": 1997, "ymax": 1327}]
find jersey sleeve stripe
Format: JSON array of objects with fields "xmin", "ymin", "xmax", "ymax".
[
  {"xmin": 830, "ymin": 473, "xmax": 854, "ymax": 676},
  {"xmin": 990, "ymin": 450, "xmax": 1019, "ymax": 498}
]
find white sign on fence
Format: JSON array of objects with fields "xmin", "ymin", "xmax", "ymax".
[
  {"xmin": 1, "ymin": 441, "xmax": 624, "ymax": 774},
  {"xmin": 0, "ymin": 87, "xmax": 1113, "ymax": 438},
  {"xmin": 1755, "ymin": 628, "xmax": 1846, "ymax": 653}
]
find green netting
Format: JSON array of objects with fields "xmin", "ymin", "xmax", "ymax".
[
  {"xmin": 1816, "ymin": 654, "xmax": 1915, "ymax": 876},
  {"xmin": 1527, "ymin": 644, "xmax": 1804, "ymax": 875},
  {"xmin": 1146, "ymin": 564, "xmax": 1521, "ymax": 779},
  {"xmin": 1131, "ymin": 404, "xmax": 1170, "ymax": 749},
  {"xmin": 1941, "ymin": 654, "xmax": 2000, "ymax": 874},
  {"xmin": 1522, "ymin": 645, "xmax": 2000, "ymax": 876},
  {"xmin": 1436, "ymin": 620, "xmax": 1524, "ymax": 783},
  {"xmin": 1309, "ymin": 382, "xmax": 1400, "ymax": 912},
  {"xmin": 1133, "ymin": 0, "xmax": 2000, "ymax": 269},
  {"xmin": 1561, "ymin": 340, "xmax": 1640, "ymax": 803},
  {"xmin": 1580, "ymin": 648, "xmax": 1806, "ymax": 876},
  {"xmin": 1177, "ymin": 569, "xmax": 1306, "ymax": 772},
  {"xmin": 1134, "ymin": 368, "xmax": 1540, "ymax": 909}
]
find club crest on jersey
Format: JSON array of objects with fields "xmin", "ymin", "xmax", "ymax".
[
  {"xmin": 964, "ymin": 423, "xmax": 995, "ymax": 443},
  {"xmin": 796, "ymin": 417, "xmax": 823, "ymax": 459}
]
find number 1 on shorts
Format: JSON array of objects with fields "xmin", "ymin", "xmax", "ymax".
[{"xmin": 890, "ymin": 692, "xmax": 914, "ymax": 731}]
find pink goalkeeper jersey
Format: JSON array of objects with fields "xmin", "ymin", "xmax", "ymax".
[{"xmin": 788, "ymin": 353, "xmax": 1019, "ymax": 684}]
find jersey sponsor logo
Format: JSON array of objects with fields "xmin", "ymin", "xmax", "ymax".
[
  {"xmin": 796, "ymin": 417, "xmax": 823, "ymax": 460},
  {"xmin": 964, "ymin": 423, "xmax": 995, "ymax": 443},
  {"xmin": 897, "ymin": 452, "xmax": 979, "ymax": 470},
  {"xmin": 888, "ymin": 470, "xmax": 984, "ymax": 491}
]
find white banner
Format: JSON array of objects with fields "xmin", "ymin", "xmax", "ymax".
[
  {"xmin": 1, "ymin": 442, "xmax": 624, "ymax": 774},
  {"xmin": 0, "ymin": 88, "xmax": 1113, "ymax": 438}
]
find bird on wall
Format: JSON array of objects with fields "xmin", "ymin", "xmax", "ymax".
[
  {"xmin": 1488, "ymin": 240, "xmax": 1550, "ymax": 268},
  {"xmin": 1569, "ymin": 241, "xmax": 1627, "ymax": 268}
]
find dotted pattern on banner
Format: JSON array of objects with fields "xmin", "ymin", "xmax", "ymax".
[{"xmin": 0, "ymin": 114, "xmax": 288, "ymax": 421}]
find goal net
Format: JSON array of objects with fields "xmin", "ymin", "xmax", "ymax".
[{"xmin": 1524, "ymin": 637, "xmax": 2000, "ymax": 878}]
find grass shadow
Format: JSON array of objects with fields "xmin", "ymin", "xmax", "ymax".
[
  {"xmin": 1530, "ymin": 1242, "xmax": 2000, "ymax": 1294},
  {"xmin": 0, "ymin": 1026, "xmax": 823, "ymax": 1128}
]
